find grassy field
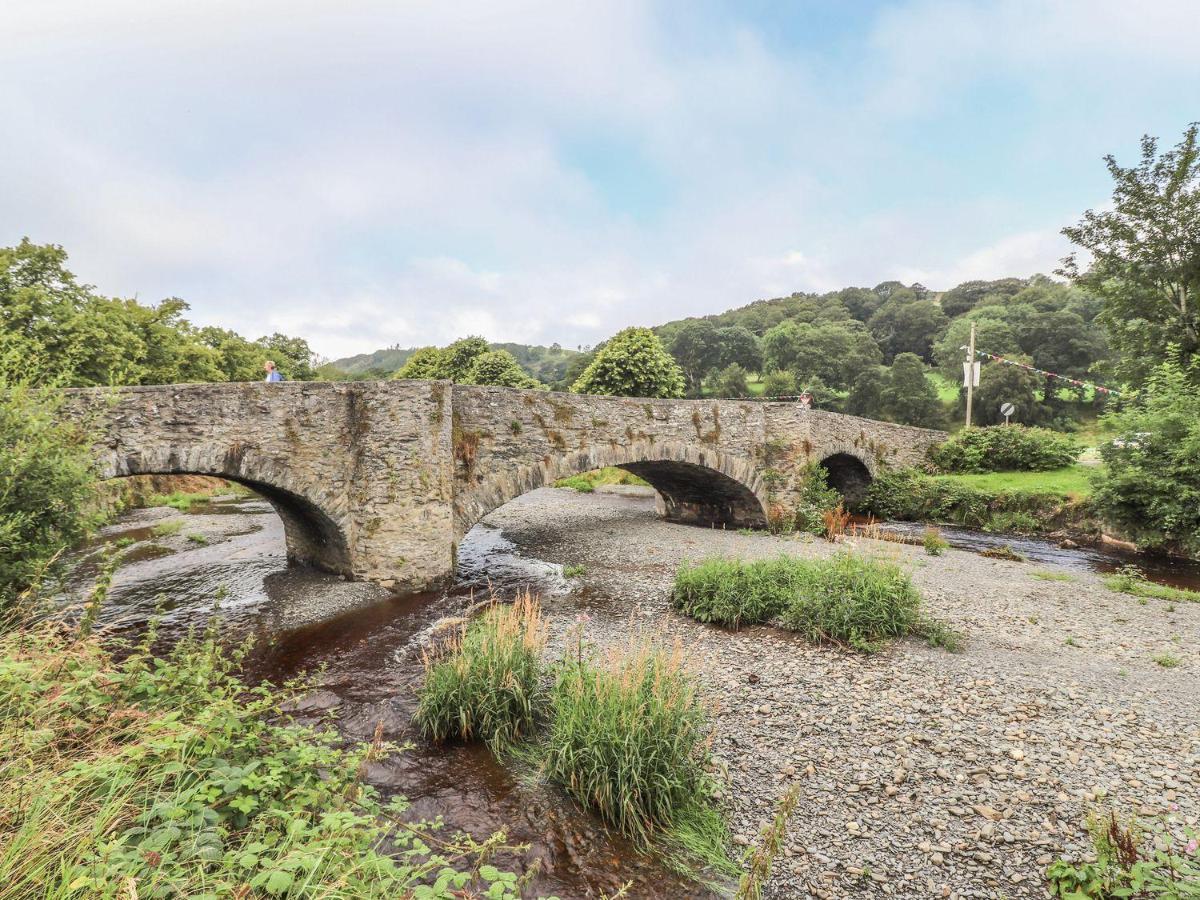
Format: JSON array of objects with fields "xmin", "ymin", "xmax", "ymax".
[
  {"xmin": 934, "ymin": 465, "xmax": 1096, "ymax": 498},
  {"xmin": 554, "ymin": 466, "xmax": 649, "ymax": 491},
  {"xmin": 927, "ymin": 372, "xmax": 961, "ymax": 404}
]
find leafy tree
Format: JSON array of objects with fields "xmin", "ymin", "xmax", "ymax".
[
  {"xmin": 556, "ymin": 349, "xmax": 595, "ymax": 391},
  {"xmin": 571, "ymin": 327, "xmax": 684, "ymax": 398},
  {"xmin": 760, "ymin": 370, "xmax": 797, "ymax": 398},
  {"xmin": 462, "ymin": 349, "xmax": 542, "ymax": 388},
  {"xmin": 669, "ymin": 320, "xmax": 723, "ymax": 396},
  {"xmin": 932, "ymin": 313, "xmax": 1020, "ymax": 384},
  {"xmin": 1062, "ymin": 124, "xmax": 1200, "ymax": 386},
  {"xmin": 709, "ymin": 363, "xmax": 749, "ymax": 398},
  {"xmin": 845, "ymin": 365, "xmax": 889, "ymax": 419},
  {"xmin": 714, "ymin": 326, "xmax": 762, "ymax": 373},
  {"xmin": 1093, "ymin": 357, "xmax": 1200, "ymax": 554},
  {"xmin": 761, "ymin": 319, "xmax": 881, "ymax": 391},
  {"xmin": 939, "ymin": 277, "xmax": 1027, "ymax": 318},
  {"xmin": 867, "ymin": 298, "xmax": 948, "ymax": 363},
  {"xmin": 880, "ymin": 353, "xmax": 943, "ymax": 428},
  {"xmin": 836, "ymin": 287, "xmax": 883, "ymax": 323},
  {"xmin": 438, "ymin": 336, "xmax": 491, "ymax": 381},
  {"xmin": 967, "ymin": 355, "xmax": 1049, "ymax": 426},
  {"xmin": 393, "ymin": 346, "xmax": 446, "ymax": 380}
]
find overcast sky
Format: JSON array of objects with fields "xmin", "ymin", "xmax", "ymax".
[{"xmin": 3, "ymin": 1, "xmax": 1197, "ymax": 359}]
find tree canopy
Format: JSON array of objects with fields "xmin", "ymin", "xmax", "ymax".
[{"xmin": 571, "ymin": 327, "xmax": 685, "ymax": 398}]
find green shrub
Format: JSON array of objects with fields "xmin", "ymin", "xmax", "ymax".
[
  {"xmin": 0, "ymin": 379, "xmax": 99, "ymax": 617},
  {"xmin": 929, "ymin": 425, "xmax": 1081, "ymax": 473},
  {"xmin": 543, "ymin": 639, "xmax": 726, "ymax": 857},
  {"xmin": 1093, "ymin": 358, "xmax": 1200, "ymax": 556},
  {"xmin": 0, "ymin": 618, "xmax": 524, "ymax": 897},
  {"xmin": 672, "ymin": 557, "xmax": 797, "ymax": 628},
  {"xmin": 1045, "ymin": 809, "xmax": 1199, "ymax": 899},
  {"xmin": 414, "ymin": 595, "xmax": 547, "ymax": 746},
  {"xmin": 778, "ymin": 552, "xmax": 923, "ymax": 652},
  {"xmin": 922, "ymin": 527, "xmax": 948, "ymax": 555},
  {"xmin": 786, "ymin": 463, "xmax": 842, "ymax": 534}
]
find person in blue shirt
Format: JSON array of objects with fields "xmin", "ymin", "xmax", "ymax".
[{"xmin": 263, "ymin": 360, "xmax": 285, "ymax": 382}]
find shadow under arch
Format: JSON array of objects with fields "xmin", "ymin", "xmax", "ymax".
[
  {"xmin": 818, "ymin": 452, "xmax": 874, "ymax": 509},
  {"xmin": 457, "ymin": 441, "xmax": 770, "ymax": 539},
  {"xmin": 106, "ymin": 469, "xmax": 353, "ymax": 577}
]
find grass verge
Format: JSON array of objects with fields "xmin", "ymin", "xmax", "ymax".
[{"xmin": 0, "ymin": 617, "xmax": 527, "ymax": 897}]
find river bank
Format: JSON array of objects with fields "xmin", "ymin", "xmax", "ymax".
[
  {"xmin": 490, "ymin": 488, "xmax": 1198, "ymax": 899},
  {"xmin": 64, "ymin": 487, "xmax": 1198, "ymax": 898}
]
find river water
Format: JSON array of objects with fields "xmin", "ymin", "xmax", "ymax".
[
  {"xmin": 62, "ymin": 492, "xmax": 1200, "ymax": 898},
  {"xmin": 66, "ymin": 495, "xmax": 714, "ymax": 900}
]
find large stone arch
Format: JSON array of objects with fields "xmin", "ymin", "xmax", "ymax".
[
  {"xmin": 98, "ymin": 442, "xmax": 354, "ymax": 577},
  {"xmin": 454, "ymin": 440, "xmax": 770, "ymax": 540}
]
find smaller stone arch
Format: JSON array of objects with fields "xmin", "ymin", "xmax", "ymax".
[
  {"xmin": 98, "ymin": 444, "xmax": 353, "ymax": 577},
  {"xmin": 816, "ymin": 451, "xmax": 875, "ymax": 509}
]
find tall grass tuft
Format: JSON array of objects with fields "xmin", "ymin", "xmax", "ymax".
[
  {"xmin": 778, "ymin": 552, "xmax": 922, "ymax": 651},
  {"xmin": 671, "ymin": 558, "xmax": 798, "ymax": 628},
  {"xmin": 736, "ymin": 784, "xmax": 801, "ymax": 900},
  {"xmin": 415, "ymin": 592, "xmax": 548, "ymax": 745},
  {"xmin": 543, "ymin": 637, "xmax": 725, "ymax": 859}
]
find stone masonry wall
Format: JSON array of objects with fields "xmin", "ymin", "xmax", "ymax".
[{"xmin": 64, "ymin": 381, "xmax": 945, "ymax": 591}]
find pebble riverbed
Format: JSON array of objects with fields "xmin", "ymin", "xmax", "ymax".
[{"xmin": 484, "ymin": 488, "xmax": 1199, "ymax": 899}]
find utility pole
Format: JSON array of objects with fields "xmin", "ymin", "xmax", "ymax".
[{"xmin": 964, "ymin": 321, "xmax": 977, "ymax": 428}]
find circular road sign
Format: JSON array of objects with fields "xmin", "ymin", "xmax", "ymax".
[{"xmin": 1000, "ymin": 402, "xmax": 1015, "ymax": 417}]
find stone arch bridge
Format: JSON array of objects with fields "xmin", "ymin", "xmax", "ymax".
[{"xmin": 65, "ymin": 382, "xmax": 945, "ymax": 591}]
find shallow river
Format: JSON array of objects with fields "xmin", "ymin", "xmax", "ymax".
[{"xmin": 63, "ymin": 491, "xmax": 1199, "ymax": 898}]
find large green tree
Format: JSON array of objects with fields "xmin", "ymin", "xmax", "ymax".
[
  {"xmin": 668, "ymin": 320, "xmax": 723, "ymax": 396},
  {"xmin": 867, "ymin": 298, "xmax": 948, "ymax": 363},
  {"xmin": 880, "ymin": 353, "xmax": 943, "ymax": 428},
  {"xmin": 1061, "ymin": 124, "xmax": 1200, "ymax": 386},
  {"xmin": 571, "ymin": 327, "xmax": 684, "ymax": 398},
  {"xmin": 761, "ymin": 319, "xmax": 881, "ymax": 391},
  {"xmin": 462, "ymin": 349, "xmax": 542, "ymax": 388}
]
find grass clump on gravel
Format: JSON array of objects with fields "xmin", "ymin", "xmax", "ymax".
[
  {"xmin": 674, "ymin": 552, "xmax": 960, "ymax": 653},
  {"xmin": 544, "ymin": 637, "xmax": 731, "ymax": 867},
  {"xmin": 414, "ymin": 593, "xmax": 548, "ymax": 746},
  {"xmin": 672, "ymin": 558, "xmax": 800, "ymax": 628},
  {"xmin": 1103, "ymin": 564, "xmax": 1200, "ymax": 604},
  {"xmin": 0, "ymin": 614, "xmax": 526, "ymax": 898},
  {"xmin": 922, "ymin": 526, "xmax": 949, "ymax": 556}
]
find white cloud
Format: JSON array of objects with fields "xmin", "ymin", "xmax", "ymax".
[{"xmin": 1, "ymin": 1, "xmax": 1196, "ymax": 358}]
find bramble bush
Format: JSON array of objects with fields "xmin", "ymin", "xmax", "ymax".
[{"xmin": 928, "ymin": 425, "xmax": 1082, "ymax": 473}]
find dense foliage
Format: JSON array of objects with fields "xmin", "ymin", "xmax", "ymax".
[
  {"xmin": 929, "ymin": 426, "xmax": 1082, "ymax": 473},
  {"xmin": 1093, "ymin": 359, "xmax": 1200, "ymax": 555},
  {"xmin": 0, "ymin": 617, "xmax": 527, "ymax": 897},
  {"xmin": 1062, "ymin": 123, "xmax": 1200, "ymax": 387},
  {"xmin": 570, "ymin": 327, "xmax": 685, "ymax": 398},
  {"xmin": 863, "ymin": 468, "xmax": 1095, "ymax": 535},
  {"xmin": 393, "ymin": 337, "xmax": 544, "ymax": 389},
  {"xmin": 0, "ymin": 239, "xmax": 315, "ymax": 385},
  {"xmin": 0, "ymin": 375, "xmax": 99, "ymax": 614}
]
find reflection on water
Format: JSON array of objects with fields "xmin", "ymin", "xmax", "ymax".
[
  {"xmin": 66, "ymin": 495, "xmax": 714, "ymax": 900},
  {"xmin": 872, "ymin": 520, "xmax": 1200, "ymax": 591}
]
